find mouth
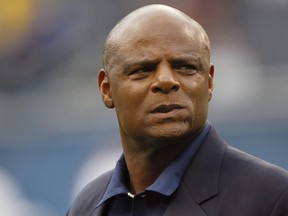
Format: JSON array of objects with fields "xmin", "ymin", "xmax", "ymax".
[{"xmin": 152, "ymin": 104, "xmax": 184, "ymax": 114}]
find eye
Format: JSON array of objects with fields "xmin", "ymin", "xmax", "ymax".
[
  {"xmin": 129, "ymin": 66, "xmax": 154, "ymax": 80},
  {"xmin": 174, "ymin": 64, "xmax": 197, "ymax": 75}
]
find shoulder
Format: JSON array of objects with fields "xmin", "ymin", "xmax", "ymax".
[
  {"xmin": 225, "ymin": 145, "xmax": 288, "ymax": 184},
  {"xmin": 206, "ymin": 127, "xmax": 288, "ymax": 186},
  {"xmin": 221, "ymin": 145, "xmax": 288, "ymax": 211},
  {"xmin": 205, "ymin": 128, "xmax": 288, "ymax": 213},
  {"xmin": 67, "ymin": 170, "xmax": 113, "ymax": 216}
]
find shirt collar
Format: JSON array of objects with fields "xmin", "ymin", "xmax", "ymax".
[
  {"xmin": 97, "ymin": 122, "xmax": 211, "ymax": 207},
  {"xmin": 147, "ymin": 122, "xmax": 211, "ymax": 196}
]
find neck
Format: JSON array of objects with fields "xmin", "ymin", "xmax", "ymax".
[{"xmin": 122, "ymin": 137, "xmax": 191, "ymax": 194}]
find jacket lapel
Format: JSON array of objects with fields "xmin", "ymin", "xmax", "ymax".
[
  {"xmin": 84, "ymin": 171, "xmax": 113, "ymax": 216},
  {"xmin": 91, "ymin": 205, "xmax": 106, "ymax": 216},
  {"xmin": 184, "ymin": 127, "xmax": 227, "ymax": 203},
  {"xmin": 165, "ymin": 127, "xmax": 227, "ymax": 215},
  {"xmin": 164, "ymin": 182, "xmax": 208, "ymax": 216}
]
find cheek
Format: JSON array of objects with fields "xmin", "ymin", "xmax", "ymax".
[
  {"xmin": 183, "ymin": 81, "xmax": 210, "ymax": 114},
  {"xmin": 112, "ymin": 83, "xmax": 147, "ymax": 116},
  {"xmin": 194, "ymin": 86, "xmax": 210, "ymax": 108},
  {"xmin": 182, "ymin": 77, "xmax": 209, "ymax": 99}
]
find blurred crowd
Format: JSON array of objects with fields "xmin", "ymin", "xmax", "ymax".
[{"xmin": 1, "ymin": 0, "xmax": 288, "ymax": 88}]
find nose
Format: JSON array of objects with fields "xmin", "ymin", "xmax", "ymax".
[{"xmin": 151, "ymin": 64, "xmax": 180, "ymax": 94}]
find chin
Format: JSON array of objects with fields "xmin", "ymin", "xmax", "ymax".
[{"xmin": 150, "ymin": 124, "xmax": 192, "ymax": 140}]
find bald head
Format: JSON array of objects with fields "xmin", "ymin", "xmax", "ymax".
[{"xmin": 103, "ymin": 4, "xmax": 211, "ymax": 71}]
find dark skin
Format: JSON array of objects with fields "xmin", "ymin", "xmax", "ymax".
[{"xmin": 98, "ymin": 5, "xmax": 214, "ymax": 194}]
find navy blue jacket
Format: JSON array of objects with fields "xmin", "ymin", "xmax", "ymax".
[{"xmin": 67, "ymin": 128, "xmax": 288, "ymax": 216}]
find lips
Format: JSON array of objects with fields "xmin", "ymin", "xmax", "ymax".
[{"xmin": 152, "ymin": 104, "xmax": 184, "ymax": 113}]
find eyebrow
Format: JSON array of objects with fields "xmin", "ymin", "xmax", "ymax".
[
  {"xmin": 167, "ymin": 54, "xmax": 201, "ymax": 64},
  {"xmin": 123, "ymin": 58, "xmax": 161, "ymax": 71},
  {"xmin": 168, "ymin": 56, "xmax": 198, "ymax": 63},
  {"xmin": 171, "ymin": 54, "xmax": 210, "ymax": 71},
  {"xmin": 123, "ymin": 53, "xmax": 206, "ymax": 71},
  {"xmin": 125, "ymin": 54, "xmax": 198, "ymax": 64}
]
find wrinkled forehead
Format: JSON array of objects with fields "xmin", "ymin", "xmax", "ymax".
[
  {"xmin": 104, "ymin": 6, "xmax": 210, "ymax": 70},
  {"xmin": 121, "ymin": 34, "xmax": 203, "ymax": 61}
]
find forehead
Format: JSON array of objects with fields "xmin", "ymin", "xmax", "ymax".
[
  {"xmin": 123, "ymin": 38, "xmax": 200, "ymax": 61},
  {"xmin": 105, "ymin": 10, "xmax": 209, "ymax": 70},
  {"xmin": 124, "ymin": 15, "xmax": 202, "ymax": 44},
  {"xmin": 115, "ymin": 26, "xmax": 205, "ymax": 65}
]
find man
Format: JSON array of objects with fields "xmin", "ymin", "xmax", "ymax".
[{"xmin": 67, "ymin": 4, "xmax": 288, "ymax": 216}]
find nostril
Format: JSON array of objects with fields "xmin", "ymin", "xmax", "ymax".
[
  {"xmin": 152, "ymin": 86, "xmax": 162, "ymax": 93},
  {"xmin": 171, "ymin": 84, "xmax": 180, "ymax": 91}
]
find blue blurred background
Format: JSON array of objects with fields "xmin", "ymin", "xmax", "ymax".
[{"xmin": 0, "ymin": 0, "xmax": 287, "ymax": 215}]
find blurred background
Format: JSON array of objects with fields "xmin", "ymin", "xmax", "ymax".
[{"xmin": 0, "ymin": 0, "xmax": 287, "ymax": 215}]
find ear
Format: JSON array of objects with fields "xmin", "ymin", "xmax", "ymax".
[
  {"xmin": 208, "ymin": 64, "xmax": 214, "ymax": 102},
  {"xmin": 98, "ymin": 69, "xmax": 114, "ymax": 108}
]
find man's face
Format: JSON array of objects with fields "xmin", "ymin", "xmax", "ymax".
[{"xmin": 100, "ymin": 18, "xmax": 214, "ymax": 145}]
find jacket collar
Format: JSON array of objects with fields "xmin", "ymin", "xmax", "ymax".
[
  {"xmin": 164, "ymin": 127, "xmax": 227, "ymax": 216},
  {"xmin": 182, "ymin": 127, "xmax": 227, "ymax": 204}
]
